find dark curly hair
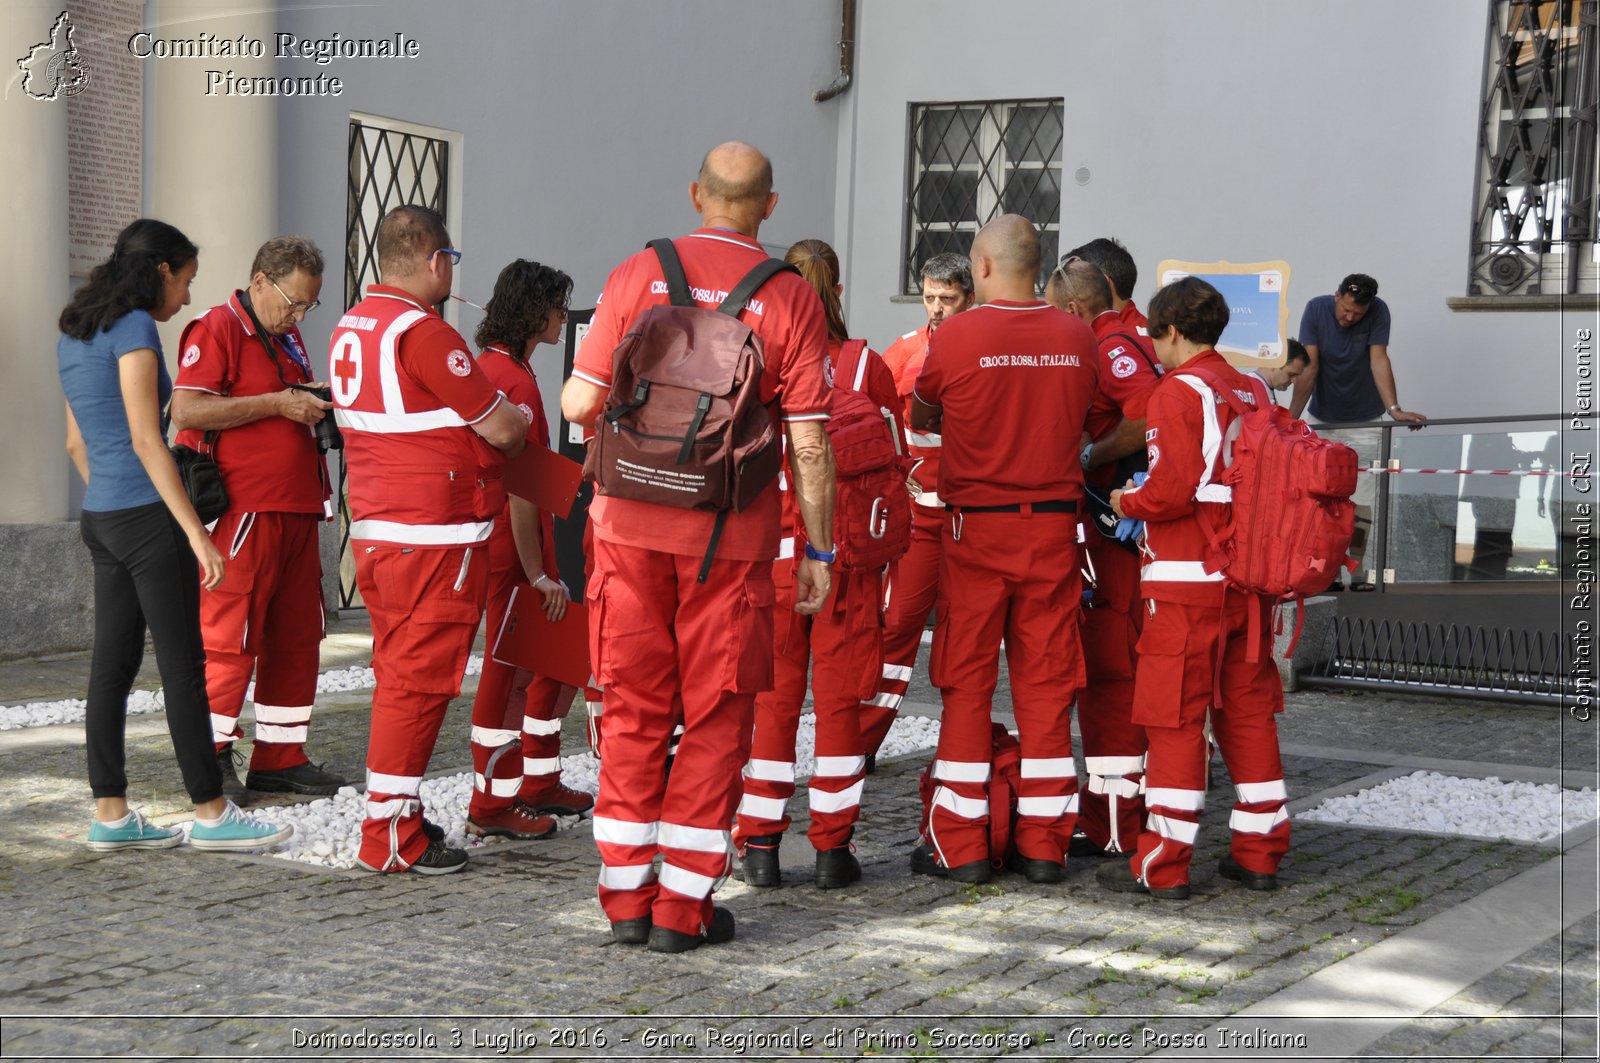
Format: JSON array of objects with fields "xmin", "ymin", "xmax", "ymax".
[
  {"xmin": 60, "ymin": 218, "xmax": 198, "ymax": 340},
  {"xmin": 475, "ymin": 259, "xmax": 573, "ymax": 361}
]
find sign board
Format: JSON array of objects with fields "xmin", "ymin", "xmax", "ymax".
[{"xmin": 1154, "ymin": 259, "xmax": 1292, "ymax": 369}]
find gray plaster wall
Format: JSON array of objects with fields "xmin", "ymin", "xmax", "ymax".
[
  {"xmin": 835, "ymin": 0, "xmax": 1577, "ymax": 420},
  {"xmin": 273, "ymin": 0, "xmax": 845, "ymax": 437},
  {"xmin": 0, "ymin": 523, "xmax": 93, "ymax": 660}
]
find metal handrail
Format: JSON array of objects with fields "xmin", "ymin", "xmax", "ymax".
[{"xmin": 1308, "ymin": 411, "xmax": 1590, "ymax": 430}]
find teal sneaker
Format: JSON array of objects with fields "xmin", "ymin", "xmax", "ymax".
[
  {"xmin": 188, "ymin": 801, "xmax": 293, "ymax": 851},
  {"xmin": 87, "ymin": 809, "xmax": 182, "ymax": 851}
]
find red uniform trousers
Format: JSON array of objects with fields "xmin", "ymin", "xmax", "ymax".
[
  {"xmin": 588, "ymin": 538, "xmax": 773, "ymax": 938},
  {"xmin": 1076, "ymin": 536, "xmax": 1148, "ymax": 852},
  {"xmin": 737, "ymin": 561, "xmax": 882, "ymax": 852},
  {"xmin": 201, "ymin": 510, "xmax": 324, "ymax": 771},
  {"xmin": 467, "ymin": 529, "xmax": 569, "ymax": 820},
  {"xmin": 858, "ymin": 500, "xmax": 942, "ymax": 755},
  {"xmin": 924, "ymin": 511, "xmax": 1085, "ymax": 868},
  {"xmin": 1128, "ymin": 592, "xmax": 1289, "ymax": 890},
  {"xmin": 355, "ymin": 541, "xmax": 487, "ymax": 871}
]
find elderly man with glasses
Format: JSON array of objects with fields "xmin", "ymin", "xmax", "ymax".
[{"xmin": 170, "ymin": 235, "xmax": 348, "ymax": 802}]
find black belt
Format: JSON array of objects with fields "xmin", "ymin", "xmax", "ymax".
[{"xmin": 945, "ymin": 500, "xmax": 1077, "ymax": 514}]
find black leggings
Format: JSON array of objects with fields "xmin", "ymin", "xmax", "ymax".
[{"xmin": 80, "ymin": 502, "xmax": 223, "ymax": 804}]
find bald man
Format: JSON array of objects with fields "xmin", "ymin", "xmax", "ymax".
[
  {"xmin": 562, "ymin": 142, "xmax": 835, "ymax": 953},
  {"xmin": 908, "ymin": 215, "xmax": 1100, "ymax": 883}
]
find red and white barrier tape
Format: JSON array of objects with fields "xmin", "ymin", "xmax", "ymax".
[{"xmin": 1356, "ymin": 467, "xmax": 1580, "ymax": 476}]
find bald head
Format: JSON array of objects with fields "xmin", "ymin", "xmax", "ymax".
[
  {"xmin": 690, "ymin": 141, "xmax": 778, "ymax": 236},
  {"xmin": 1046, "ymin": 258, "xmax": 1112, "ymax": 321},
  {"xmin": 970, "ymin": 214, "xmax": 1042, "ymax": 303}
]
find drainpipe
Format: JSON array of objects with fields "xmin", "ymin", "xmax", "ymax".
[{"xmin": 813, "ymin": 0, "xmax": 856, "ymax": 103}]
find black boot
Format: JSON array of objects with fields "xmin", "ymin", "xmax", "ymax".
[{"xmin": 739, "ymin": 834, "xmax": 782, "ymax": 888}]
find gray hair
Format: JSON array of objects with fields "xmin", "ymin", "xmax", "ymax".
[{"xmin": 921, "ymin": 252, "xmax": 973, "ymax": 295}]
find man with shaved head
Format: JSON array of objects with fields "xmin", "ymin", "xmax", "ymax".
[
  {"xmin": 907, "ymin": 215, "xmax": 1100, "ymax": 884},
  {"xmin": 563, "ymin": 141, "xmax": 834, "ymax": 953},
  {"xmin": 1046, "ymin": 256, "xmax": 1162, "ymax": 859}
]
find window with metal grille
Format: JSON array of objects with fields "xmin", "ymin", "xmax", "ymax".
[
  {"xmin": 903, "ymin": 99, "xmax": 1064, "ymax": 295},
  {"xmin": 1468, "ymin": 0, "xmax": 1598, "ymax": 296}
]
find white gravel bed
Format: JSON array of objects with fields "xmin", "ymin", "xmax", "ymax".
[
  {"xmin": 1298, "ymin": 770, "xmax": 1599, "ymax": 843},
  {"xmin": 254, "ymin": 712, "xmax": 943, "ymax": 870},
  {"xmin": 0, "ymin": 654, "xmax": 484, "ymax": 731}
]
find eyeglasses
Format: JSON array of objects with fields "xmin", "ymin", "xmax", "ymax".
[
  {"xmin": 270, "ymin": 279, "xmax": 320, "ymax": 315},
  {"xmin": 434, "ymin": 247, "xmax": 463, "ymax": 266}
]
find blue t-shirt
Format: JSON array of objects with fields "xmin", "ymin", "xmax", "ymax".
[
  {"xmin": 58, "ymin": 309, "xmax": 172, "ymax": 512},
  {"xmin": 1298, "ymin": 294, "xmax": 1391, "ymax": 423}
]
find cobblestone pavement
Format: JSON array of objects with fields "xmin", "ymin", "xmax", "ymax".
[{"xmin": 0, "ymin": 617, "xmax": 1594, "ymax": 1061}]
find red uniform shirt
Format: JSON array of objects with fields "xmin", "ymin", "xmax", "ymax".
[
  {"xmin": 572, "ymin": 229, "xmax": 831, "ymax": 561},
  {"xmin": 1083, "ymin": 311, "xmax": 1162, "ymax": 491},
  {"xmin": 331, "ymin": 285, "xmax": 508, "ymax": 546},
  {"xmin": 1119, "ymin": 350, "xmax": 1259, "ymax": 605},
  {"xmin": 913, "ymin": 301, "xmax": 1100, "ymax": 508},
  {"xmin": 1119, "ymin": 301, "xmax": 1148, "ymax": 331},
  {"xmin": 478, "ymin": 346, "xmax": 559, "ymax": 577},
  {"xmin": 881, "ymin": 324, "xmax": 943, "ymax": 503},
  {"xmin": 173, "ymin": 293, "xmax": 326, "ymax": 515}
]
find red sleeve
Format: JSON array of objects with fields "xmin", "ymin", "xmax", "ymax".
[
  {"xmin": 172, "ymin": 312, "xmax": 230, "ymax": 394},
  {"xmin": 400, "ymin": 319, "xmax": 501, "ymax": 423},
  {"xmin": 572, "ymin": 262, "xmax": 635, "ymax": 388},
  {"xmin": 863, "ymin": 348, "xmax": 899, "ymax": 415},
  {"xmin": 480, "ymin": 354, "xmax": 549, "ymax": 446},
  {"xmin": 1118, "ymin": 381, "xmax": 1206, "ymax": 522},
  {"xmin": 912, "ymin": 325, "xmax": 947, "ymax": 407},
  {"xmin": 775, "ymin": 280, "xmax": 830, "ymax": 422},
  {"xmin": 1097, "ymin": 336, "xmax": 1159, "ymax": 422}
]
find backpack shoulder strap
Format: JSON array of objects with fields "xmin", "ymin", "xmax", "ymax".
[
  {"xmin": 648, "ymin": 238, "xmax": 693, "ymax": 307},
  {"xmin": 1106, "ymin": 331, "xmax": 1162, "ymax": 376},
  {"xmin": 839, "ymin": 338, "xmax": 870, "ymax": 391},
  {"xmin": 718, "ymin": 259, "xmax": 797, "ymax": 319}
]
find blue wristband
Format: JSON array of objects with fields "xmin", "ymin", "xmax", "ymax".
[{"xmin": 804, "ymin": 543, "xmax": 836, "ymax": 563}]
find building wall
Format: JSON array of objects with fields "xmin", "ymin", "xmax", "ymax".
[{"xmin": 838, "ymin": 0, "xmax": 1577, "ymax": 419}]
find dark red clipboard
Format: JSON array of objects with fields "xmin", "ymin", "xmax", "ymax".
[
  {"xmin": 503, "ymin": 445, "xmax": 583, "ymax": 520},
  {"xmin": 491, "ymin": 584, "xmax": 591, "ymax": 688}
]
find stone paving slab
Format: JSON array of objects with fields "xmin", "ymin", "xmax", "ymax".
[{"xmin": 0, "ymin": 622, "xmax": 1594, "ymax": 1061}]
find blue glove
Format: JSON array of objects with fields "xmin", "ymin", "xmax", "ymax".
[
  {"xmin": 1114, "ymin": 517, "xmax": 1144, "ymax": 542},
  {"xmin": 1131, "ymin": 471, "xmax": 1149, "ymax": 488}
]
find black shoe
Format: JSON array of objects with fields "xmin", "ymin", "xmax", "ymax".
[
  {"xmin": 1007, "ymin": 853, "xmax": 1067, "ymax": 884},
  {"xmin": 864, "ymin": 753, "xmax": 877, "ymax": 776},
  {"xmin": 611, "ymin": 917, "xmax": 652, "ymax": 945},
  {"xmin": 909, "ymin": 844, "xmax": 991, "ymax": 883},
  {"xmin": 407, "ymin": 838, "xmax": 469, "ymax": 876},
  {"xmin": 1068, "ymin": 832, "xmax": 1111, "ymax": 858},
  {"xmin": 909, "ymin": 844, "xmax": 946, "ymax": 878},
  {"xmin": 246, "ymin": 761, "xmax": 346, "ymax": 796},
  {"xmin": 646, "ymin": 906, "xmax": 735, "ymax": 953},
  {"xmin": 1095, "ymin": 859, "xmax": 1189, "ymax": 899},
  {"xmin": 216, "ymin": 746, "xmax": 249, "ymax": 806},
  {"xmin": 1219, "ymin": 854, "xmax": 1279, "ymax": 891},
  {"xmin": 815, "ymin": 846, "xmax": 861, "ymax": 889},
  {"xmin": 738, "ymin": 835, "xmax": 782, "ymax": 888}
]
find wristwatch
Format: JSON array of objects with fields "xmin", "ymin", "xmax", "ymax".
[
  {"xmin": 804, "ymin": 543, "xmax": 836, "ymax": 563},
  {"xmin": 1079, "ymin": 441, "xmax": 1095, "ymax": 469}
]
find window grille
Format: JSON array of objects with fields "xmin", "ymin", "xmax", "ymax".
[
  {"xmin": 903, "ymin": 99, "xmax": 1063, "ymax": 295},
  {"xmin": 1469, "ymin": 0, "xmax": 1598, "ymax": 296}
]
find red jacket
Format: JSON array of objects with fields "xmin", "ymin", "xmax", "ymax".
[{"xmin": 1119, "ymin": 350, "xmax": 1259, "ymax": 605}]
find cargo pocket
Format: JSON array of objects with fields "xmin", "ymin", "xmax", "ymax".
[
  {"xmin": 585, "ymin": 572, "xmax": 612, "ymax": 688},
  {"xmin": 1129, "ymin": 608, "xmax": 1197, "ymax": 729},
  {"xmin": 727, "ymin": 574, "xmax": 777, "ymax": 693},
  {"xmin": 395, "ymin": 597, "xmax": 483, "ymax": 695}
]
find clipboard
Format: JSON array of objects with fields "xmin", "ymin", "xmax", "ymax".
[
  {"xmin": 491, "ymin": 584, "xmax": 591, "ymax": 688},
  {"xmin": 503, "ymin": 444, "xmax": 584, "ymax": 520}
]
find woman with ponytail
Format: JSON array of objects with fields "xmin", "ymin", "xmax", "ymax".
[
  {"xmin": 58, "ymin": 218, "xmax": 290, "ymax": 853},
  {"xmin": 734, "ymin": 238, "xmax": 899, "ymax": 889}
]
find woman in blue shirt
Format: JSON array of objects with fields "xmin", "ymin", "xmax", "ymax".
[{"xmin": 59, "ymin": 218, "xmax": 290, "ymax": 853}]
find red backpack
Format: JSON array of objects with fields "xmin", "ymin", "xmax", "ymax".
[
  {"xmin": 584, "ymin": 239, "xmax": 794, "ymax": 580},
  {"xmin": 919, "ymin": 723, "xmax": 1022, "ymax": 869},
  {"xmin": 824, "ymin": 341, "xmax": 913, "ymax": 573},
  {"xmin": 1180, "ymin": 367, "xmax": 1359, "ymax": 609}
]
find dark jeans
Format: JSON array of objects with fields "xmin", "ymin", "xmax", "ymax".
[{"xmin": 80, "ymin": 502, "xmax": 223, "ymax": 804}]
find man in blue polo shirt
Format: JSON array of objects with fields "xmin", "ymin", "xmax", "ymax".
[{"xmin": 1290, "ymin": 273, "xmax": 1427, "ymax": 589}]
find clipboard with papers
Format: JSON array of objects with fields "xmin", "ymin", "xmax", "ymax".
[{"xmin": 491, "ymin": 584, "xmax": 590, "ymax": 688}]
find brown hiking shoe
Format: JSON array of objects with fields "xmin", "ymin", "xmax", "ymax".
[
  {"xmin": 522, "ymin": 783, "xmax": 595, "ymax": 816},
  {"xmin": 465, "ymin": 803, "xmax": 557, "ymax": 840}
]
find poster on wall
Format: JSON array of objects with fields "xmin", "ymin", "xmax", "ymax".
[{"xmin": 1154, "ymin": 260, "xmax": 1292, "ymax": 369}]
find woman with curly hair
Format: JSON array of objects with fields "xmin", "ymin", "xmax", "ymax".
[
  {"xmin": 734, "ymin": 238, "xmax": 899, "ymax": 889},
  {"xmin": 463, "ymin": 258, "xmax": 595, "ymax": 840},
  {"xmin": 58, "ymin": 218, "xmax": 291, "ymax": 852}
]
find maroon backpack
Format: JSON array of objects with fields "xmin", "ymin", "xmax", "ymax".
[
  {"xmin": 584, "ymin": 239, "xmax": 796, "ymax": 579},
  {"xmin": 918, "ymin": 723, "xmax": 1023, "ymax": 868},
  {"xmin": 825, "ymin": 341, "xmax": 913, "ymax": 573}
]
